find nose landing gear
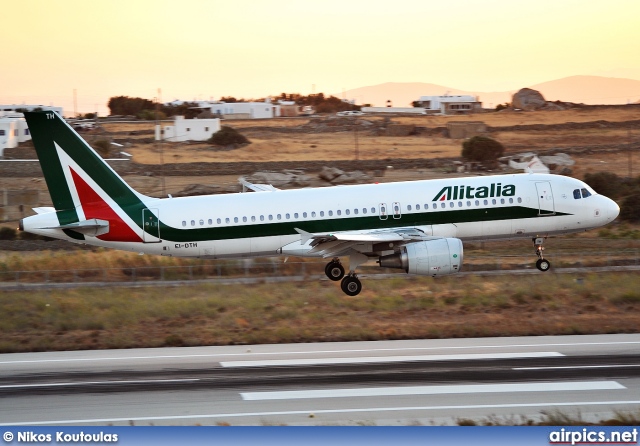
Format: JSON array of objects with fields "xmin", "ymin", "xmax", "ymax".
[{"xmin": 533, "ymin": 237, "xmax": 551, "ymax": 271}]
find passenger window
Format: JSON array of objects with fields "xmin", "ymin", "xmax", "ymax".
[
  {"xmin": 517, "ymin": 197, "xmax": 522, "ymax": 203},
  {"xmin": 320, "ymin": 211, "xmax": 325, "ymax": 217},
  {"xmin": 199, "ymin": 219, "xmax": 204, "ymax": 225},
  {"xmin": 268, "ymin": 215, "xmax": 273, "ymax": 221},
  {"xmin": 492, "ymin": 199, "xmax": 497, "ymax": 205},
  {"xmin": 371, "ymin": 207, "xmax": 375, "ymax": 213},
  {"xmin": 509, "ymin": 198, "xmax": 513, "ymax": 204},
  {"xmin": 581, "ymin": 188, "xmax": 591, "ymax": 198},
  {"xmin": 329, "ymin": 210, "xmax": 333, "ymax": 216},
  {"xmin": 345, "ymin": 209, "xmax": 350, "ymax": 215},
  {"xmin": 312, "ymin": 211, "xmax": 316, "ymax": 217},
  {"xmin": 458, "ymin": 201, "xmax": 462, "ymax": 207},
  {"xmin": 363, "ymin": 208, "xmax": 367, "ymax": 214},
  {"xmin": 475, "ymin": 200, "xmax": 479, "ymax": 206},
  {"xmin": 303, "ymin": 212, "xmax": 308, "ymax": 218},
  {"xmin": 182, "ymin": 221, "xmax": 186, "ymax": 227},
  {"xmin": 449, "ymin": 202, "xmax": 454, "ymax": 208},
  {"xmin": 243, "ymin": 216, "xmax": 247, "ymax": 222},
  {"xmin": 277, "ymin": 214, "xmax": 282, "ymax": 220},
  {"xmin": 217, "ymin": 218, "xmax": 221, "ymax": 224},
  {"xmin": 416, "ymin": 204, "xmax": 420, "ymax": 210},
  {"xmin": 286, "ymin": 213, "xmax": 290, "ymax": 219},
  {"xmin": 467, "ymin": 201, "xmax": 471, "ymax": 206},
  {"xmin": 573, "ymin": 189, "xmax": 581, "ymax": 199},
  {"xmin": 354, "ymin": 209, "xmax": 358, "ymax": 215},
  {"xmin": 500, "ymin": 198, "xmax": 505, "ymax": 204},
  {"xmin": 484, "ymin": 200, "xmax": 488, "ymax": 205},
  {"xmin": 433, "ymin": 203, "xmax": 438, "ymax": 209},
  {"xmin": 234, "ymin": 217, "xmax": 238, "ymax": 223},
  {"xmin": 260, "ymin": 215, "xmax": 264, "ymax": 221},
  {"xmin": 337, "ymin": 210, "xmax": 342, "ymax": 216},
  {"xmin": 294, "ymin": 213, "xmax": 299, "ymax": 218},
  {"xmin": 251, "ymin": 216, "xmax": 256, "ymax": 222},
  {"xmin": 225, "ymin": 218, "xmax": 230, "ymax": 224},
  {"xmin": 208, "ymin": 219, "xmax": 212, "ymax": 225},
  {"xmin": 440, "ymin": 203, "xmax": 445, "ymax": 209},
  {"xmin": 407, "ymin": 205, "xmax": 412, "ymax": 211},
  {"xmin": 191, "ymin": 220, "xmax": 195, "ymax": 226}
]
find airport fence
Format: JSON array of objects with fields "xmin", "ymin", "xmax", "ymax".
[{"xmin": 0, "ymin": 249, "xmax": 638, "ymax": 286}]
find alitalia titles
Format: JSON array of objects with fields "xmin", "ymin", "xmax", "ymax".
[{"xmin": 432, "ymin": 182, "xmax": 516, "ymax": 201}]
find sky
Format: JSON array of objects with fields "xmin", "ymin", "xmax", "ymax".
[{"xmin": 3, "ymin": 0, "xmax": 640, "ymax": 116}]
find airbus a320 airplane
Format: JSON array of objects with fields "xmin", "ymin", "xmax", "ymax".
[{"xmin": 20, "ymin": 111, "xmax": 620, "ymax": 295}]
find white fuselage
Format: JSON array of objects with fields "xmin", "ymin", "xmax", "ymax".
[{"xmin": 23, "ymin": 173, "xmax": 619, "ymax": 261}]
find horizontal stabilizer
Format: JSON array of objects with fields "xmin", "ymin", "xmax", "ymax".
[
  {"xmin": 32, "ymin": 207, "xmax": 56, "ymax": 215},
  {"xmin": 45, "ymin": 218, "xmax": 110, "ymax": 237}
]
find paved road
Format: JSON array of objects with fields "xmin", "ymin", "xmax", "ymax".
[{"xmin": 1, "ymin": 334, "xmax": 639, "ymax": 425}]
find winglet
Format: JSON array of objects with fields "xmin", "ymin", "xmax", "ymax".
[{"xmin": 294, "ymin": 227, "xmax": 312, "ymax": 244}]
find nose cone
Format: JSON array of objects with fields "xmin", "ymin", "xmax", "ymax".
[{"xmin": 605, "ymin": 197, "xmax": 620, "ymax": 221}]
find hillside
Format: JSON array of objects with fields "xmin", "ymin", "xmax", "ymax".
[{"xmin": 343, "ymin": 76, "xmax": 640, "ymax": 108}]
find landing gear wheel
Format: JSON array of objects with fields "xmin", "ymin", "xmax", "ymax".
[
  {"xmin": 325, "ymin": 261, "xmax": 345, "ymax": 281},
  {"xmin": 340, "ymin": 275, "xmax": 362, "ymax": 296},
  {"xmin": 536, "ymin": 258, "xmax": 551, "ymax": 272}
]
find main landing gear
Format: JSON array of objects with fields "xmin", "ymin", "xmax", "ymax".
[
  {"xmin": 325, "ymin": 258, "xmax": 345, "ymax": 281},
  {"xmin": 533, "ymin": 237, "xmax": 551, "ymax": 272},
  {"xmin": 324, "ymin": 258, "xmax": 363, "ymax": 296}
]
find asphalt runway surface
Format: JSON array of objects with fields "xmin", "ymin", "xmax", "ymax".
[{"xmin": 1, "ymin": 334, "xmax": 639, "ymax": 425}]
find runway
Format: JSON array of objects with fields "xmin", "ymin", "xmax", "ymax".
[{"xmin": 1, "ymin": 334, "xmax": 639, "ymax": 425}]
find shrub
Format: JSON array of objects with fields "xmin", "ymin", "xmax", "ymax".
[
  {"xmin": 0, "ymin": 227, "xmax": 17, "ymax": 240},
  {"xmin": 461, "ymin": 136, "xmax": 505, "ymax": 163},
  {"xmin": 208, "ymin": 126, "xmax": 250, "ymax": 147},
  {"xmin": 620, "ymin": 190, "xmax": 640, "ymax": 222},
  {"xmin": 92, "ymin": 139, "xmax": 111, "ymax": 157},
  {"xmin": 584, "ymin": 172, "xmax": 623, "ymax": 198}
]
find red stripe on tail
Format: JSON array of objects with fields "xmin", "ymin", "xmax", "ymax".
[{"xmin": 70, "ymin": 168, "xmax": 142, "ymax": 242}]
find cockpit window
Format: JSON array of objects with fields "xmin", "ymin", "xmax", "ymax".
[
  {"xmin": 581, "ymin": 188, "xmax": 592, "ymax": 198},
  {"xmin": 573, "ymin": 189, "xmax": 581, "ymax": 199}
]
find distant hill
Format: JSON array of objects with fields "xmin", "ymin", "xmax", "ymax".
[
  {"xmin": 529, "ymin": 75, "xmax": 640, "ymax": 104},
  {"xmin": 342, "ymin": 76, "xmax": 640, "ymax": 108}
]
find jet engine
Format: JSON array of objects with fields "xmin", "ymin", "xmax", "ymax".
[{"xmin": 378, "ymin": 238, "xmax": 463, "ymax": 276}]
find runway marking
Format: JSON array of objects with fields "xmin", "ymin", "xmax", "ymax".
[
  {"xmin": 221, "ymin": 351, "xmax": 564, "ymax": 368},
  {"xmin": 514, "ymin": 364, "xmax": 640, "ymax": 371},
  {"xmin": 241, "ymin": 380, "xmax": 625, "ymax": 401},
  {"xmin": 0, "ymin": 379, "xmax": 200, "ymax": 389},
  {"xmin": 2, "ymin": 400, "xmax": 639, "ymax": 426},
  {"xmin": 1, "ymin": 340, "xmax": 639, "ymax": 365}
]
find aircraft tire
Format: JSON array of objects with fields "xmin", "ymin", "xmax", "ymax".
[
  {"xmin": 325, "ymin": 261, "xmax": 345, "ymax": 281},
  {"xmin": 536, "ymin": 258, "xmax": 551, "ymax": 271},
  {"xmin": 340, "ymin": 275, "xmax": 362, "ymax": 296}
]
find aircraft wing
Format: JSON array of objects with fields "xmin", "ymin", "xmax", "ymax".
[
  {"xmin": 238, "ymin": 177, "xmax": 280, "ymax": 192},
  {"xmin": 294, "ymin": 227, "xmax": 433, "ymax": 257}
]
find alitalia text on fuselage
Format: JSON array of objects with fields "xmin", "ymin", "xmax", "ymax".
[{"xmin": 432, "ymin": 182, "xmax": 516, "ymax": 201}]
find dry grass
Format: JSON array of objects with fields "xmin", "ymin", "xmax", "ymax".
[{"xmin": 1, "ymin": 271, "xmax": 638, "ymax": 353}]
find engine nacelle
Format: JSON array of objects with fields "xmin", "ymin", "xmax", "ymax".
[{"xmin": 378, "ymin": 238, "xmax": 463, "ymax": 276}]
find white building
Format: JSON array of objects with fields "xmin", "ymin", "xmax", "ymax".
[
  {"xmin": 0, "ymin": 113, "xmax": 32, "ymax": 157},
  {"xmin": 165, "ymin": 100, "xmax": 279, "ymax": 119},
  {"xmin": 156, "ymin": 116, "xmax": 221, "ymax": 142},
  {"xmin": 415, "ymin": 95, "xmax": 482, "ymax": 114},
  {"xmin": 208, "ymin": 101, "xmax": 278, "ymax": 119}
]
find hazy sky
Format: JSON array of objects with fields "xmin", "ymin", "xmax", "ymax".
[{"xmin": 3, "ymin": 0, "xmax": 640, "ymax": 115}]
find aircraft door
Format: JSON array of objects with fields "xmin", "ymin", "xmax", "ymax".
[
  {"xmin": 535, "ymin": 182, "xmax": 555, "ymax": 215},
  {"xmin": 379, "ymin": 203, "xmax": 388, "ymax": 220},
  {"xmin": 142, "ymin": 208, "xmax": 161, "ymax": 242}
]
